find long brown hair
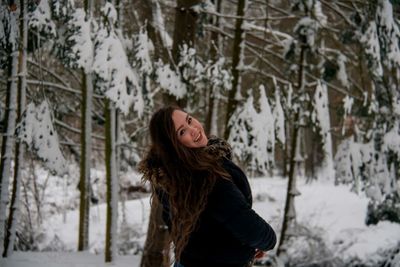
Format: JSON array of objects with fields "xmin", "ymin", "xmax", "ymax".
[{"xmin": 140, "ymin": 106, "xmax": 230, "ymax": 260}]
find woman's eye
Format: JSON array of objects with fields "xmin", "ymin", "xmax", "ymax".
[
  {"xmin": 180, "ymin": 129, "xmax": 185, "ymax": 136},
  {"xmin": 188, "ymin": 117, "xmax": 192, "ymax": 124}
]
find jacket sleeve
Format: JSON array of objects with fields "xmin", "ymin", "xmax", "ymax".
[{"xmin": 208, "ymin": 178, "xmax": 277, "ymax": 251}]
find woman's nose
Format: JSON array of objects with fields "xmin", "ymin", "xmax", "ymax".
[{"xmin": 189, "ymin": 126, "xmax": 196, "ymax": 136}]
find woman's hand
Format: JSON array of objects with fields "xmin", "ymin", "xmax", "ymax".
[{"xmin": 254, "ymin": 249, "xmax": 266, "ymax": 259}]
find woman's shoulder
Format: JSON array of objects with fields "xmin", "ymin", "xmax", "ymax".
[
  {"xmin": 221, "ymin": 158, "xmax": 246, "ymax": 179},
  {"xmin": 219, "ymin": 158, "xmax": 253, "ymax": 205}
]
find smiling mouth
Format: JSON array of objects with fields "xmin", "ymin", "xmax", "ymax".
[{"xmin": 194, "ymin": 132, "xmax": 202, "ymax": 143}]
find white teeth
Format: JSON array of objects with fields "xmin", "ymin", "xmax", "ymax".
[{"xmin": 194, "ymin": 132, "xmax": 201, "ymax": 142}]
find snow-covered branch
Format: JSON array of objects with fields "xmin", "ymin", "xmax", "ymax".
[
  {"xmin": 27, "ymin": 59, "xmax": 74, "ymax": 88},
  {"xmin": 54, "ymin": 119, "xmax": 105, "ymax": 141},
  {"xmin": 320, "ymin": 0, "xmax": 356, "ymax": 27},
  {"xmin": 245, "ymin": 22, "xmax": 293, "ymax": 42},
  {"xmin": 26, "ymin": 80, "xmax": 104, "ymax": 99},
  {"xmin": 198, "ymin": 8, "xmax": 297, "ymax": 21}
]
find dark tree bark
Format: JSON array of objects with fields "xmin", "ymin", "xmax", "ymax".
[
  {"xmin": 78, "ymin": 0, "xmax": 93, "ymax": 252},
  {"xmin": 171, "ymin": 0, "xmax": 201, "ymax": 64},
  {"xmin": 224, "ymin": 0, "xmax": 246, "ymax": 139},
  {"xmin": 140, "ymin": 198, "xmax": 170, "ymax": 267},
  {"xmin": 205, "ymin": 0, "xmax": 222, "ymax": 135},
  {"xmin": 277, "ymin": 45, "xmax": 307, "ymax": 258},
  {"xmin": 3, "ymin": 0, "xmax": 28, "ymax": 257},
  {"xmin": 105, "ymin": 100, "xmax": 118, "ymax": 263},
  {"xmin": 137, "ymin": 0, "xmax": 172, "ymax": 63},
  {"xmin": 0, "ymin": 7, "xmax": 19, "ymax": 258}
]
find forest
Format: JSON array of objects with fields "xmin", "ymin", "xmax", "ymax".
[{"xmin": 0, "ymin": 0, "xmax": 400, "ymax": 266}]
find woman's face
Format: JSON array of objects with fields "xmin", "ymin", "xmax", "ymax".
[{"xmin": 172, "ymin": 110, "xmax": 208, "ymax": 148}]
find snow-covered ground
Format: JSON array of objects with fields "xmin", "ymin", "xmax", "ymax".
[
  {"xmin": 1, "ymin": 252, "xmax": 141, "ymax": 267},
  {"xmin": 2, "ymin": 176, "xmax": 400, "ymax": 266}
]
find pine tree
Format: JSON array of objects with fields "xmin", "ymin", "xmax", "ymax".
[
  {"xmin": 92, "ymin": 2, "xmax": 144, "ymax": 261},
  {"xmin": 277, "ymin": 0, "xmax": 328, "ymax": 260},
  {"xmin": 334, "ymin": 0, "xmax": 400, "ymax": 224}
]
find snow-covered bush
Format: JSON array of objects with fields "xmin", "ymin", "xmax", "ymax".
[
  {"xmin": 311, "ymin": 81, "xmax": 335, "ymax": 180},
  {"xmin": 281, "ymin": 223, "xmax": 341, "ymax": 267},
  {"xmin": 17, "ymin": 101, "xmax": 67, "ymax": 174},
  {"xmin": 15, "ymin": 162, "xmax": 80, "ymax": 251},
  {"xmin": 335, "ymin": 131, "xmax": 400, "ymax": 224},
  {"xmin": 117, "ymin": 223, "xmax": 143, "ymax": 255},
  {"xmin": 335, "ymin": 0, "xmax": 400, "ymax": 225},
  {"xmin": 228, "ymin": 85, "xmax": 276, "ymax": 174},
  {"xmin": 343, "ymin": 241, "xmax": 400, "ymax": 267}
]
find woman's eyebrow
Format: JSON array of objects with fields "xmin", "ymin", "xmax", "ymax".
[{"xmin": 176, "ymin": 114, "xmax": 189, "ymax": 135}]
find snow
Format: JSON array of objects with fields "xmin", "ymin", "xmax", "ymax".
[
  {"xmin": 360, "ymin": 21, "xmax": 383, "ymax": 77},
  {"xmin": 134, "ymin": 25, "xmax": 154, "ymax": 75},
  {"xmin": 101, "ymin": 2, "xmax": 117, "ymax": 25},
  {"xmin": 16, "ymin": 101, "xmax": 67, "ymax": 175},
  {"xmin": 343, "ymin": 95, "xmax": 354, "ymax": 116},
  {"xmin": 377, "ymin": 0, "xmax": 400, "ymax": 68},
  {"xmin": 251, "ymin": 85, "xmax": 275, "ymax": 172},
  {"xmin": 29, "ymin": 0, "xmax": 56, "ymax": 36},
  {"xmin": 337, "ymin": 54, "xmax": 349, "ymax": 88},
  {"xmin": 178, "ymin": 44, "xmax": 205, "ymax": 85},
  {"xmin": 3, "ymin": 175, "xmax": 400, "ymax": 266},
  {"xmin": 1, "ymin": 251, "xmax": 141, "ymax": 267},
  {"xmin": 250, "ymin": 178, "xmax": 400, "ymax": 263},
  {"xmin": 312, "ymin": 0, "xmax": 327, "ymax": 26},
  {"xmin": 153, "ymin": 0, "xmax": 172, "ymax": 48},
  {"xmin": 205, "ymin": 58, "xmax": 232, "ymax": 94},
  {"xmin": 93, "ymin": 24, "xmax": 144, "ymax": 116},
  {"xmin": 228, "ymin": 86, "xmax": 277, "ymax": 173},
  {"xmin": 335, "ymin": 129, "xmax": 400, "ymax": 202},
  {"xmin": 272, "ymin": 77, "xmax": 285, "ymax": 145},
  {"xmin": 192, "ymin": 0, "xmax": 216, "ymax": 14},
  {"xmin": 312, "ymin": 81, "xmax": 335, "ymax": 181},
  {"xmin": 228, "ymin": 94, "xmax": 256, "ymax": 164},
  {"xmin": 294, "ymin": 17, "xmax": 318, "ymax": 49},
  {"xmin": 67, "ymin": 8, "xmax": 94, "ymax": 72},
  {"xmin": 31, "ymin": 194, "xmax": 150, "ymax": 253},
  {"xmin": 155, "ymin": 62, "xmax": 187, "ymax": 99}
]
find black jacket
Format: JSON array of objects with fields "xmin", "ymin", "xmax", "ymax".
[{"xmin": 159, "ymin": 158, "xmax": 277, "ymax": 267}]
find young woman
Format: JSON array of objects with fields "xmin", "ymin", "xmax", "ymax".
[{"xmin": 139, "ymin": 106, "xmax": 276, "ymax": 267}]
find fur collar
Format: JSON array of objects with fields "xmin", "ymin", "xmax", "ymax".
[{"xmin": 204, "ymin": 135, "xmax": 232, "ymax": 161}]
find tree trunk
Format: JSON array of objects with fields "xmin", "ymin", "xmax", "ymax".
[
  {"xmin": 224, "ymin": 0, "xmax": 246, "ymax": 139},
  {"xmin": 78, "ymin": 0, "xmax": 93, "ymax": 251},
  {"xmin": 171, "ymin": 0, "xmax": 201, "ymax": 64},
  {"xmin": 140, "ymin": 197, "xmax": 170, "ymax": 267},
  {"xmin": 3, "ymin": 0, "xmax": 27, "ymax": 256},
  {"xmin": 140, "ymin": 0, "xmax": 200, "ymax": 265},
  {"xmin": 277, "ymin": 45, "xmax": 307, "ymax": 259},
  {"xmin": 0, "ymin": 9, "xmax": 19, "ymax": 257},
  {"xmin": 137, "ymin": 0, "xmax": 177, "ymax": 105},
  {"xmin": 138, "ymin": 0, "xmax": 172, "ymax": 63},
  {"xmin": 105, "ymin": 100, "xmax": 118, "ymax": 263},
  {"xmin": 205, "ymin": 0, "xmax": 222, "ymax": 135},
  {"xmin": 78, "ymin": 70, "xmax": 93, "ymax": 251},
  {"xmin": 277, "ymin": 112, "xmax": 300, "ymax": 257},
  {"xmin": 171, "ymin": 0, "xmax": 202, "ymax": 107}
]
